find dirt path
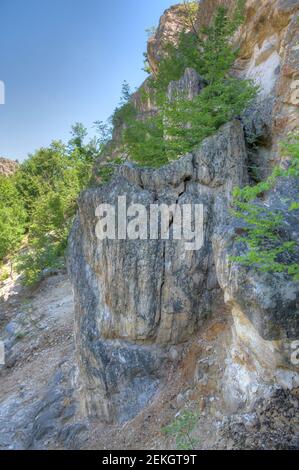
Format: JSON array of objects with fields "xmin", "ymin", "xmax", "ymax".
[{"xmin": 0, "ymin": 271, "xmax": 87, "ymax": 450}]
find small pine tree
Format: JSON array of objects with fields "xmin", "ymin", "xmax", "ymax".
[
  {"xmin": 14, "ymin": 126, "xmax": 96, "ymax": 285},
  {"xmin": 231, "ymin": 132, "xmax": 299, "ymax": 281},
  {"xmin": 114, "ymin": 0, "xmax": 256, "ymax": 168}
]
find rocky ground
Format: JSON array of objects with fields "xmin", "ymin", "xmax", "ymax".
[
  {"xmin": 0, "ymin": 268, "xmax": 297, "ymax": 449},
  {"xmin": 0, "ymin": 270, "xmax": 89, "ymax": 450}
]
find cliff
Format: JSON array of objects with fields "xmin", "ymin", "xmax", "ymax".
[
  {"xmin": 0, "ymin": 158, "xmax": 18, "ymax": 176},
  {"xmin": 67, "ymin": 0, "xmax": 299, "ymax": 449}
]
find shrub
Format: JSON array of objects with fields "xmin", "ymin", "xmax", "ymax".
[
  {"xmin": 162, "ymin": 409, "xmax": 200, "ymax": 450},
  {"xmin": 16, "ymin": 141, "xmax": 93, "ymax": 285},
  {"xmin": 117, "ymin": 1, "xmax": 256, "ymax": 167},
  {"xmin": 231, "ymin": 132, "xmax": 299, "ymax": 281},
  {"xmin": 0, "ymin": 174, "xmax": 26, "ymax": 261}
]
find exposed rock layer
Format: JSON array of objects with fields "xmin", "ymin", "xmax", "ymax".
[
  {"xmin": 68, "ymin": 117, "xmax": 298, "ymax": 423},
  {"xmin": 68, "ymin": 0, "xmax": 299, "ymax": 433},
  {"xmin": 197, "ymin": 0, "xmax": 299, "ymax": 165},
  {"xmin": 0, "ymin": 158, "xmax": 18, "ymax": 176}
]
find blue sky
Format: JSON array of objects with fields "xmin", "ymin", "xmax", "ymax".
[{"xmin": 0, "ymin": 0, "xmax": 177, "ymax": 161}]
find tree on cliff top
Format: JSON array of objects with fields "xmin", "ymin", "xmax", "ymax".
[{"xmin": 115, "ymin": 0, "xmax": 255, "ymax": 167}]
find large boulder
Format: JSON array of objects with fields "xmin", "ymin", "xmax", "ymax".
[{"xmin": 67, "ymin": 120, "xmax": 248, "ymax": 423}]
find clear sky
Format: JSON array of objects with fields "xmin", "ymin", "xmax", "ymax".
[{"xmin": 0, "ymin": 0, "xmax": 177, "ymax": 161}]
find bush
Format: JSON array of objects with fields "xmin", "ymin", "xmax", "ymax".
[
  {"xmin": 162, "ymin": 409, "xmax": 200, "ymax": 450},
  {"xmin": 231, "ymin": 132, "xmax": 299, "ymax": 281},
  {"xmin": 0, "ymin": 123, "xmax": 101, "ymax": 286},
  {"xmin": 15, "ymin": 138, "xmax": 93, "ymax": 285},
  {"xmin": 117, "ymin": 1, "xmax": 256, "ymax": 167},
  {"xmin": 0, "ymin": 174, "xmax": 26, "ymax": 260}
]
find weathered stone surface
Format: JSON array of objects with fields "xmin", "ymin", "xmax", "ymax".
[
  {"xmin": 194, "ymin": 1, "xmax": 299, "ymax": 167},
  {"xmin": 167, "ymin": 68, "xmax": 206, "ymax": 102},
  {"xmin": 218, "ymin": 388, "xmax": 299, "ymax": 449},
  {"xmin": 67, "ymin": 0, "xmax": 299, "ymax": 438},
  {"xmin": 147, "ymin": 4, "xmax": 192, "ymax": 75},
  {"xmin": 0, "ymin": 0, "xmax": 298, "ymax": 450},
  {"xmin": 233, "ymin": 0, "xmax": 299, "ymax": 163},
  {"xmin": 213, "ymin": 176, "xmax": 299, "ymax": 343},
  {"xmin": 68, "ymin": 112, "xmax": 298, "ymax": 425},
  {"xmin": 242, "ymin": 97, "xmax": 275, "ymax": 146},
  {"xmin": 213, "ymin": 176, "xmax": 299, "ymax": 405},
  {"xmin": 0, "ymin": 274, "xmax": 89, "ymax": 450},
  {"xmin": 68, "ymin": 120, "xmax": 249, "ymax": 423},
  {"xmin": 0, "ymin": 359, "xmax": 87, "ymax": 450},
  {"xmin": 0, "ymin": 157, "xmax": 18, "ymax": 176}
]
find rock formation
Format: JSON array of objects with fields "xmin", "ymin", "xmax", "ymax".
[
  {"xmin": 67, "ymin": 0, "xmax": 299, "ymax": 445},
  {"xmin": 68, "ymin": 118, "xmax": 250, "ymax": 423},
  {"xmin": 147, "ymin": 4, "xmax": 193, "ymax": 75},
  {"xmin": 0, "ymin": 158, "xmax": 18, "ymax": 176},
  {"xmin": 196, "ymin": 0, "xmax": 299, "ymax": 170}
]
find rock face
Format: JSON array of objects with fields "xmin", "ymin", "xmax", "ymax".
[
  {"xmin": 146, "ymin": 0, "xmax": 299, "ymax": 172},
  {"xmin": 227, "ymin": 0, "xmax": 298, "ymax": 166},
  {"xmin": 167, "ymin": 68, "xmax": 206, "ymax": 101},
  {"xmin": 67, "ymin": 0, "xmax": 299, "ymax": 433},
  {"xmin": 239, "ymin": 0, "xmax": 299, "ymax": 166},
  {"xmin": 68, "ymin": 120, "xmax": 249, "ymax": 423},
  {"xmin": 213, "ymin": 175, "xmax": 299, "ymax": 409},
  {"xmin": 0, "ymin": 158, "xmax": 18, "ymax": 176},
  {"xmin": 68, "ymin": 118, "xmax": 298, "ymax": 425},
  {"xmin": 147, "ymin": 4, "xmax": 192, "ymax": 75},
  {"xmin": 214, "ymin": 176, "xmax": 299, "ymax": 342},
  {"xmin": 147, "ymin": 0, "xmax": 299, "ymax": 171}
]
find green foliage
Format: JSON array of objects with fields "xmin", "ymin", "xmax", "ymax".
[
  {"xmin": 115, "ymin": 0, "xmax": 256, "ymax": 168},
  {"xmin": 149, "ymin": 1, "xmax": 246, "ymax": 99},
  {"xmin": 123, "ymin": 113, "xmax": 168, "ymax": 167},
  {"xmin": 16, "ymin": 135, "xmax": 94, "ymax": 285},
  {"xmin": 15, "ymin": 141, "xmax": 70, "ymax": 215},
  {"xmin": 111, "ymin": 82, "xmax": 136, "ymax": 130},
  {"xmin": 164, "ymin": 77, "xmax": 256, "ymax": 160},
  {"xmin": 0, "ymin": 174, "xmax": 26, "ymax": 260},
  {"xmin": 68, "ymin": 122, "xmax": 88, "ymax": 154},
  {"xmin": 162, "ymin": 409, "xmax": 200, "ymax": 450},
  {"xmin": 0, "ymin": 270, "xmax": 10, "ymax": 282},
  {"xmin": 95, "ymin": 157, "xmax": 123, "ymax": 185},
  {"xmin": 0, "ymin": 123, "xmax": 100, "ymax": 285},
  {"xmin": 112, "ymin": 101, "xmax": 136, "ymax": 130},
  {"xmin": 231, "ymin": 132, "xmax": 299, "ymax": 281},
  {"xmin": 150, "ymin": 32, "xmax": 202, "ymax": 103}
]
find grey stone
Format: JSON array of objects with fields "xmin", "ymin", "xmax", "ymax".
[
  {"xmin": 213, "ymin": 176, "xmax": 299, "ymax": 341},
  {"xmin": 5, "ymin": 321, "xmax": 17, "ymax": 336},
  {"xmin": 277, "ymin": 0, "xmax": 299, "ymax": 13},
  {"xmin": 67, "ymin": 120, "xmax": 249, "ymax": 423},
  {"xmin": 58, "ymin": 423, "xmax": 88, "ymax": 449},
  {"xmin": 167, "ymin": 68, "xmax": 206, "ymax": 102},
  {"xmin": 242, "ymin": 97, "xmax": 275, "ymax": 146}
]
